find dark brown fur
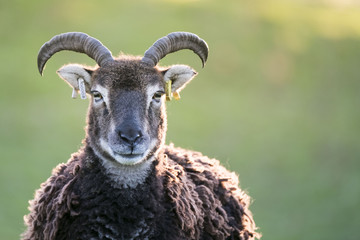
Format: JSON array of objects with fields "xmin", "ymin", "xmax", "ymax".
[{"xmin": 23, "ymin": 143, "xmax": 259, "ymax": 240}]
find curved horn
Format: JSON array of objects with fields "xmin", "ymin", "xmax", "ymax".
[
  {"xmin": 37, "ymin": 32, "xmax": 114, "ymax": 75},
  {"xmin": 142, "ymin": 32, "xmax": 209, "ymax": 68}
]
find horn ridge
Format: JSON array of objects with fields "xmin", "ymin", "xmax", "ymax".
[
  {"xmin": 37, "ymin": 32, "xmax": 114, "ymax": 75},
  {"xmin": 142, "ymin": 32, "xmax": 209, "ymax": 67}
]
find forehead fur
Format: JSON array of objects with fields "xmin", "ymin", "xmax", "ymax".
[{"xmin": 92, "ymin": 55, "xmax": 164, "ymax": 90}]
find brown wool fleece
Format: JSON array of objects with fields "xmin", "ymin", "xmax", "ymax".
[{"xmin": 23, "ymin": 143, "xmax": 260, "ymax": 240}]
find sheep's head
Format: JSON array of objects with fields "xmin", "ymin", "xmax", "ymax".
[{"xmin": 37, "ymin": 32, "xmax": 208, "ymax": 166}]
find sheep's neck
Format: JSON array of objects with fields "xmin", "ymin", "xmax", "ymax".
[{"xmin": 100, "ymin": 156, "xmax": 155, "ymax": 189}]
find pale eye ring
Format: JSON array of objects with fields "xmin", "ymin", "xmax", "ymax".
[
  {"xmin": 152, "ymin": 91, "xmax": 165, "ymax": 102},
  {"xmin": 91, "ymin": 91, "xmax": 103, "ymax": 103}
]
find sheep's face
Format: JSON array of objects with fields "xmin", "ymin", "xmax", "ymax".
[
  {"xmin": 57, "ymin": 56, "xmax": 197, "ymax": 166},
  {"xmin": 87, "ymin": 59, "xmax": 166, "ymax": 165}
]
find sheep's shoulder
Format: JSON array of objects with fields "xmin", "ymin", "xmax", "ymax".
[
  {"xmin": 164, "ymin": 144, "xmax": 243, "ymax": 196},
  {"xmin": 22, "ymin": 156, "xmax": 81, "ymax": 240},
  {"xmin": 164, "ymin": 144, "xmax": 258, "ymax": 239}
]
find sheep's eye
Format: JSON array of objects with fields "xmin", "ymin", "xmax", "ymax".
[
  {"xmin": 152, "ymin": 91, "xmax": 165, "ymax": 102},
  {"xmin": 91, "ymin": 91, "xmax": 103, "ymax": 103}
]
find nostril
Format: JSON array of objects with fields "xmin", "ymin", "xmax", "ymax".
[{"xmin": 119, "ymin": 130, "xmax": 142, "ymax": 144}]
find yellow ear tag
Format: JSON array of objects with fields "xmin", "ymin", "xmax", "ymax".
[
  {"xmin": 173, "ymin": 91, "xmax": 181, "ymax": 100},
  {"xmin": 165, "ymin": 80, "xmax": 172, "ymax": 101}
]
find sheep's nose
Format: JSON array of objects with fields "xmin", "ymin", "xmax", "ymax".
[{"xmin": 118, "ymin": 128, "xmax": 142, "ymax": 145}]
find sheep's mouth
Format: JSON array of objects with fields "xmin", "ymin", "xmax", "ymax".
[
  {"xmin": 112, "ymin": 147, "xmax": 147, "ymax": 160},
  {"xmin": 110, "ymin": 150, "xmax": 147, "ymax": 165}
]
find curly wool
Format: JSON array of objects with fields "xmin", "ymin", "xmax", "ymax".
[{"xmin": 23, "ymin": 144, "xmax": 260, "ymax": 240}]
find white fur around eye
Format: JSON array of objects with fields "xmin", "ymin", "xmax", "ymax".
[
  {"xmin": 147, "ymin": 84, "xmax": 164, "ymax": 108},
  {"xmin": 91, "ymin": 85, "xmax": 109, "ymax": 105}
]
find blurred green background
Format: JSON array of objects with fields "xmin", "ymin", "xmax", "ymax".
[{"xmin": 1, "ymin": 0, "xmax": 359, "ymax": 239}]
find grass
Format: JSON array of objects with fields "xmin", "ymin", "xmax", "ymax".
[{"xmin": 0, "ymin": 0, "xmax": 359, "ymax": 239}]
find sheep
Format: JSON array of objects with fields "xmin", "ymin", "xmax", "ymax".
[{"xmin": 22, "ymin": 32, "xmax": 260, "ymax": 240}]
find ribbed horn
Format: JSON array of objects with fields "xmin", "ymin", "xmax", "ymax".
[
  {"xmin": 142, "ymin": 32, "xmax": 209, "ymax": 68},
  {"xmin": 37, "ymin": 32, "xmax": 114, "ymax": 75}
]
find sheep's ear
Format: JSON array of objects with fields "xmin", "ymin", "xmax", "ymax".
[
  {"xmin": 162, "ymin": 65, "xmax": 197, "ymax": 100},
  {"xmin": 57, "ymin": 64, "xmax": 93, "ymax": 99}
]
